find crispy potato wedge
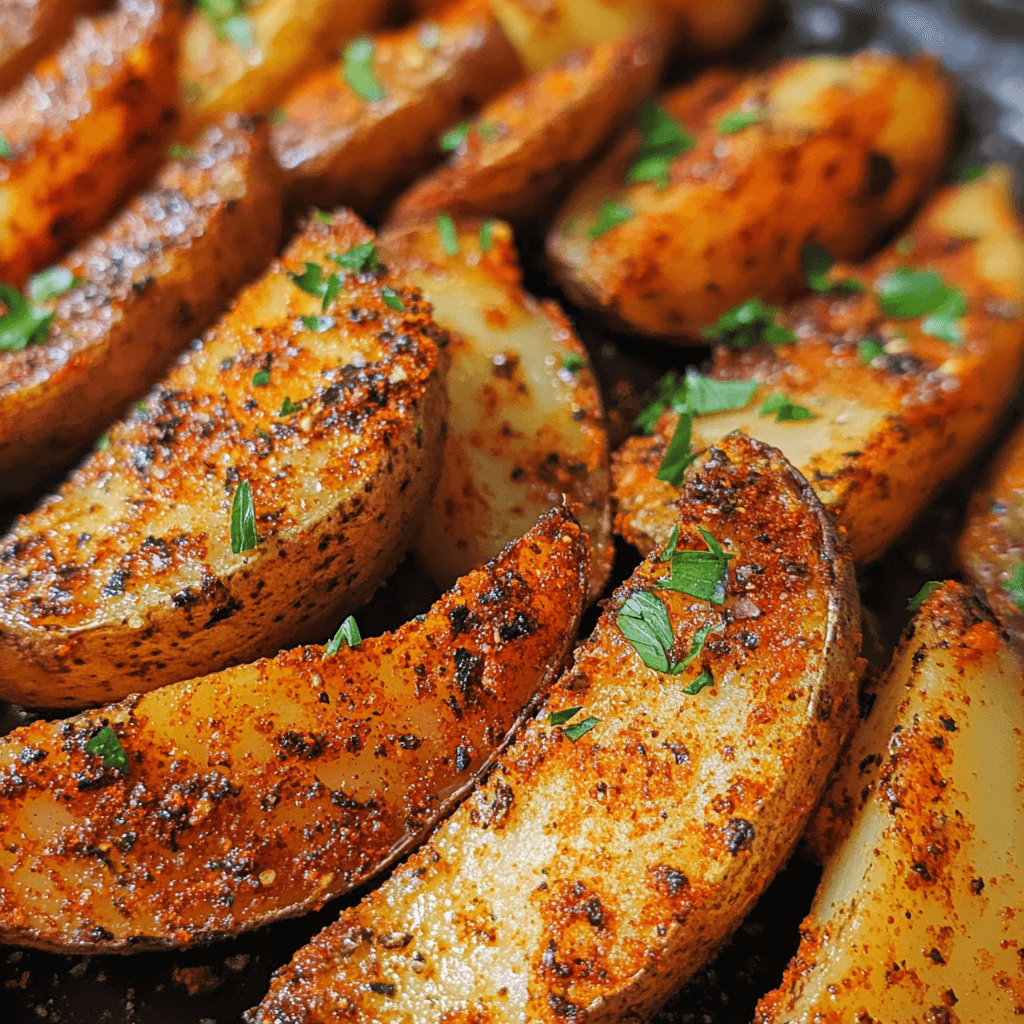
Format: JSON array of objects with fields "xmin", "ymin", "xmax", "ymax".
[
  {"xmin": 0, "ymin": 116, "xmax": 283, "ymax": 499},
  {"xmin": 0, "ymin": 506, "xmax": 588, "ymax": 953},
  {"xmin": 378, "ymin": 217, "xmax": 612, "ymax": 601},
  {"xmin": 614, "ymin": 168, "xmax": 1024, "ymax": 565},
  {"xmin": 0, "ymin": 0, "xmax": 181, "ymax": 287},
  {"xmin": 388, "ymin": 28, "xmax": 668, "ymax": 227},
  {"xmin": 0, "ymin": 210, "xmax": 447, "ymax": 709},
  {"xmin": 757, "ymin": 583, "xmax": 1024, "ymax": 1022},
  {"xmin": 178, "ymin": 0, "xmax": 387, "ymax": 138},
  {"xmin": 251, "ymin": 434, "xmax": 862, "ymax": 1024},
  {"xmin": 957, "ymin": 418, "xmax": 1024, "ymax": 648},
  {"xmin": 547, "ymin": 52, "xmax": 953, "ymax": 339},
  {"xmin": 662, "ymin": 0, "xmax": 765, "ymax": 52},
  {"xmin": 0, "ymin": 0, "xmax": 102, "ymax": 94},
  {"xmin": 273, "ymin": 0, "xmax": 523, "ymax": 218}
]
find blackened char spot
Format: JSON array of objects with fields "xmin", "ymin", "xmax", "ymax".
[
  {"xmin": 101, "ymin": 566, "xmax": 130, "ymax": 598},
  {"xmin": 452, "ymin": 647, "xmax": 482, "ymax": 695},
  {"xmin": 448, "ymin": 604, "xmax": 472, "ymax": 636},
  {"xmin": 864, "ymin": 151, "xmax": 896, "ymax": 198},
  {"xmin": 203, "ymin": 597, "xmax": 242, "ymax": 629},
  {"xmin": 499, "ymin": 612, "xmax": 533, "ymax": 642},
  {"xmin": 548, "ymin": 994, "xmax": 580, "ymax": 1017},
  {"xmin": 724, "ymin": 818, "xmax": 755, "ymax": 854}
]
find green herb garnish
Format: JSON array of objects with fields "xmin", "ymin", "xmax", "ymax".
[
  {"xmin": 636, "ymin": 369, "xmax": 758, "ymax": 435},
  {"xmin": 656, "ymin": 527, "xmax": 735, "ymax": 605},
  {"xmin": 439, "ymin": 121, "xmax": 469, "ymax": 152},
  {"xmin": 437, "ymin": 214, "xmax": 459, "ymax": 256},
  {"xmin": 26, "ymin": 265, "xmax": 78, "ymax": 302},
  {"xmin": 326, "ymin": 615, "xmax": 361, "ymax": 654},
  {"xmin": 267, "ymin": 107, "xmax": 288, "ymax": 125},
  {"xmin": 626, "ymin": 99, "xmax": 695, "ymax": 190},
  {"xmin": 858, "ymin": 337, "xmax": 886, "ymax": 364},
  {"xmin": 478, "ymin": 121, "xmax": 503, "ymax": 142},
  {"xmin": 875, "ymin": 268, "xmax": 967, "ymax": 344},
  {"xmin": 659, "ymin": 524, "xmax": 679, "ymax": 561},
  {"xmin": 331, "ymin": 242, "xmax": 381, "ymax": 275},
  {"xmin": 550, "ymin": 706, "xmax": 584, "ymax": 726},
  {"xmin": 230, "ymin": 479, "xmax": 258, "ymax": 553},
  {"xmin": 588, "ymin": 200, "xmax": 634, "ymax": 240},
  {"xmin": 958, "ymin": 162, "xmax": 986, "ymax": 183},
  {"xmin": 313, "ymin": 211, "xmax": 333, "ymax": 224},
  {"xmin": 562, "ymin": 353, "xmax": 585, "ymax": 373},
  {"xmin": 252, "ymin": 370, "xmax": 270, "ymax": 387},
  {"xmin": 301, "ymin": 315, "xmax": 334, "ymax": 332},
  {"xmin": 0, "ymin": 283, "xmax": 53, "ymax": 352},
  {"xmin": 907, "ymin": 580, "xmax": 942, "ymax": 611},
  {"xmin": 718, "ymin": 108, "xmax": 763, "ymax": 133},
  {"xmin": 563, "ymin": 716, "xmax": 600, "ymax": 742},
  {"xmin": 759, "ymin": 393, "xmax": 815, "ymax": 422},
  {"xmin": 288, "ymin": 262, "xmax": 325, "ymax": 297},
  {"xmin": 1003, "ymin": 565, "xmax": 1024, "ymax": 610},
  {"xmin": 0, "ymin": 134, "xmax": 9, "ymax": 158},
  {"xmin": 84, "ymin": 726, "xmax": 129, "ymax": 772},
  {"xmin": 382, "ymin": 286, "xmax": 405, "ymax": 311},
  {"xmin": 479, "ymin": 221, "xmax": 494, "ymax": 253},
  {"xmin": 343, "ymin": 37, "xmax": 385, "ymax": 102},
  {"xmin": 617, "ymin": 591, "xmax": 713, "ymax": 677},
  {"xmin": 801, "ymin": 243, "xmax": 865, "ymax": 294},
  {"xmin": 701, "ymin": 298, "xmax": 795, "ymax": 349},
  {"xmin": 683, "ymin": 670, "xmax": 714, "ymax": 695},
  {"xmin": 197, "ymin": 0, "xmax": 253, "ymax": 49},
  {"xmin": 96, "ymin": 432, "xmax": 110, "ymax": 451},
  {"xmin": 168, "ymin": 141, "xmax": 196, "ymax": 161},
  {"xmin": 279, "ymin": 397, "xmax": 301, "ymax": 416},
  {"xmin": 655, "ymin": 411, "xmax": 696, "ymax": 486}
]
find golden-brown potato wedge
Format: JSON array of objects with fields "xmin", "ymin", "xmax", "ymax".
[
  {"xmin": 547, "ymin": 52, "xmax": 953, "ymax": 339},
  {"xmin": 178, "ymin": 0, "xmax": 387, "ymax": 138},
  {"xmin": 614, "ymin": 168, "xmax": 1024, "ymax": 565},
  {"xmin": 388, "ymin": 28, "xmax": 668, "ymax": 227},
  {"xmin": 273, "ymin": 0, "xmax": 523, "ymax": 218},
  {"xmin": 0, "ymin": 210, "xmax": 447, "ymax": 709},
  {"xmin": 757, "ymin": 583, "xmax": 1024, "ymax": 1022},
  {"xmin": 0, "ymin": 0, "xmax": 181, "ymax": 287},
  {"xmin": 0, "ymin": 116, "xmax": 283, "ymax": 500},
  {"xmin": 957, "ymin": 418, "xmax": 1024, "ymax": 648},
  {"xmin": 0, "ymin": 0, "xmax": 102, "ymax": 94},
  {"xmin": 663, "ymin": 0, "xmax": 765, "ymax": 52},
  {"xmin": 378, "ymin": 217, "xmax": 612, "ymax": 601},
  {"xmin": 0, "ymin": 506, "xmax": 588, "ymax": 953},
  {"xmin": 251, "ymin": 434, "xmax": 862, "ymax": 1024}
]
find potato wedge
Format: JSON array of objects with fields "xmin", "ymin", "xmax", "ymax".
[
  {"xmin": 378, "ymin": 217, "xmax": 612, "ymax": 601},
  {"xmin": 388, "ymin": 28, "xmax": 668, "ymax": 227},
  {"xmin": 0, "ymin": 0, "xmax": 102, "ymax": 94},
  {"xmin": 614, "ymin": 168, "xmax": 1024, "ymax": 565},
  {"xmin": 273, "ymin": 0, "xmax": 523, "ymax": 219},
  {"xmin": 547, "ymin": 52, "xmax": 953, "ymax": 339},
  {"xmin": 0, "ymin": 210, "xmax": 447, "ymax": 709},
  {"xmin": 957, "ymin": 418, "xmax": 1024, "ymax": 648},
  {"xmin": 663, "ymin": 0, "xmax": 765, "ymax": 52},
  {"xmin": 178, "ymin": 0, "xmax": 387, "ymax": 138},
  {"xmin": 0, "ymin": 505, "xmax": 588, "ymax": 953},
  {"xmin": 0, "ymin": 0, "xmax": 181, "ymax": 288},
  {"xmin": 0, "ymin": 116, "xmax": 283, "ymax": 500},
  {"xmin": 756, "ymin": 583, "xmax": 1024, "ymax": 1022},
  {"xmin": 251, "ymin": 434, "xmax": 862, "ymax": 1024}
]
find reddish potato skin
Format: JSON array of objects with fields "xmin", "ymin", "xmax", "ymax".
[
  {"xmin": 0, "ymin": 116, "xmax": 283, "ymax": 499},
  {"xmin": 0, "ymin": 0, "xmax": 182, "ymax": 287}
]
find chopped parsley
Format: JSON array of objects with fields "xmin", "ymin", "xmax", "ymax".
[
  {"xmin": 439, "ymin": 121, "xmax": 470, "ymax": 152},
  {"xmin": 343, "ymin": 37, "xmax": 385, "ymax": 102},
  {"xmin": 84, "ymin": 726, "xmax": 129, "ymax": 773},
  {"xmin": 683, "ymin": 670, "xmax": 714, "ymax": 695},
  {"xmin": 313, "ymin": 211, "xmax": 333, "ymax": 225},
  {"xmin": 326, "ymin": 615, "xmax": 361, "ymax": 654},
  {"xmin": 617, "ymin": 590, "xmax": 713, "ymax": 678},
  {"xmin": 563, "ymin": 716, "xmax": 600, "ymax": 742},
  {"xmin": 331, "ymin": 242, "xmax": 382, "ymax": 275},
  {"xmin": 958, "ymin": 161, "xmax": 986, "ymax": 183},
  {"xmin": 562, "ymin": 353, "xmax": 585, "ymax": 373},
  {"xmin": 0, "ymin": 134, "xmax": 9, "ymax": 158},
  {"xmin": 26, "ymin": 265, "xmax": 78, "ymax": 302},
  {"xmin": 655, "ymin": 412, "xmax": 696, "ymax": 486},
  {"xmin": 95, "ymin": 432, "xmax": 110, "ymax": 451},
  {"xmin": 801, "ymin": 243, "xmax": 865, "ymax": 294},
  {"xmin": 858, "ymin": 337, "xmax": 886, "ymax": 364},
  {"xmin": 549, "ymin": 706, "xmax": 584, "ymax": 726},
  {"xmin": 267, "ymin": 107, "xmax": 288, "ymax": 125},
  {"xmin": 287, "ymin": 262, "xmax": 343, "ymax": 313},
  {"xmin": 382, "ymin": 286, "xmax": 405, "ymax": 311},
  {"xmin": 197, "ymin": 0, "xmax": 253, "ymax": 50},
  {"xmin": 168, "ymin": 141, "xmax": 196, "ymax": 161},
  {"xmin": 636, "ymin": 369, "xmax": 758, "ymax": 435},
  {"xmin": 759, "ymin": 393, "xmax": 815, "ymax": 422},
  {"xmin": 436, "ymin": 214, "xmax": 459, "ymax": 256},
  {"xmin": 1003, "ymin": 565, "xmax": 1024, "ymax": 610},
  {"xmin": 588, "ymin": 200, "xmax": 634, "ymax": 240},
  {"xmin": 655, "ymin": 527, "xmax": 734, "ymax": 605},
  {"xmin": 301, "ymin": 315, "xmax": 334, "ymax": 332},
  {"xmin": 230, "ymin": 479, "xmax": 258, "ymax": 553},
  {"xmin": 279, "ymin": 396, "xmax": 301, "ymax": 416},
  {"xmin": 479, "ymin": 220, "xmax": 494, "ymax": 253},
  {"xmin": 701, "ymin": 298, "xmax": 795, "ymax": 348},
  {"xmin": 626, "ymin": 99, "xmax": 695, "ymax": 190},
  {"xmin": 252, "ymin": 369, "xmax": 270, "ymax": 387},
  {"xmin": 907, "ymin": 580, "xmax": 942, "ymax": 611},
  {"xmin": 718, "ymin": 108, "xmax": 763, "ymax": 133},
  {"xmin": 875, "ymin": 268, "xmax": 966, "ymax": 344},
  {"xmin": 0, "ymin": 283, "xmax": 53, "ymax": 352}
]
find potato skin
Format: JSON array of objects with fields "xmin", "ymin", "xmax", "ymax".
[
  {"xmin": 547, "ymin": 52, "xmax": 954, "ymax": 339},
  {"xmin": 0, "ymin": 0, "xmax": 182, "ymax": 287},
  {"xmin": 389, "ymin": 28, "xmax": 668, "ymax": 227},
  {"xmin": 0, "ymin": 116, "xmax": 283, "ymax": 499},
  {"xmin": 0, "ymin": 0, "xmax": 102, "ymax": 94},
  {"xmin": 250, "ymin": 434, "xmax": 861, "ymax": 1024},
  {"xmin": 274, "ymin": 0, "xmax": 523, "ymax": 219},
  {"xmin": 614, "ymin": 168, "xmax": 1024, "ymax": 565},
  {"xmin": 0, "ymin": 506, "xmax": 589, "ymax": 953},
  {"xmin": 0, "ymin": 211, "xmax": 447, "ymax": 709}
]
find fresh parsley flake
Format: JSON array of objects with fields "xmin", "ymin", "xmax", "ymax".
[
  {"xmin": 656, "ymin": 411, "xmax": 696, "ymax": 486},
  {"xmin": 659, "ymin": 524, "xmax": 679, "ymax": 561},
  {"xmin": 563, "ymin": 716, "xmax": 600, "ymax": 742},
  {"xmin": 287, "ymin": 262, "xmax": 324, "ymax": 297},
  {"xmin": 301, "ymin": 314, "xmax": 334, "ymax": 332},
  {"xmin": 636, "ymin": 369, "xmax": 758, "ymax": 435},
  {"xmin": 439, "ymin": 121, "xmax": 470, "ymax": 152},
  {"xmin": 331, "ymin": 242, "xmax": 381, "ymax": 275},
  {"xmin": 626, "ymin": 99, "xmax": 695, "ymax": 190},
  {"xmin": 718, "ymin": 108, "xmax": 763, "ymax": 133},
  {"xmin": 656, "ymin": 527, "xmax": 735, "ymax": 605},
  {"xmin": 549, "ymin": 706, "xmax": 585, "ymax": 727},
  {"xmin": 230, "ymin": 479, "xmax": 258, "ymax": 553},
  {"xmin": 279, "ymin": 396, "xmax": 301, "ymax": 416},
  {"xmin": 617, "ymin": 591, "xmax": 713, "ymax": 677},
  {"xmin": 958, "ymin": 161, "xmax": 986, "ymax": 183},
  {"xmin": 168, "ymin": 141, "xmax": 196, "ymax": 160},
  {"xmin": 267, "ymin": 107, "xmax": 288, "ymax": 125},
  {"xmin": 801, "ymin": 242, "xmax": 865, "ymax": 294},
  {"xmin": 313, "ymin": 210, "xmax": 333, "ymax": 224},
  {"xmin": 343, "ymin": 37, "xmax": 385, "ymax": 102},
  {"xmin": 95, "ymin": 432, "xmax": 110, "ymax": 451},
  {"xmin": 858, "ymin": 337, "xmax": 886, "ymax": 364},
  {"xmin": 252, "ymin": 369, "xmax": 270, "ymax": 387},
  {"xmin": 84, "ymin": 726, "xmax": 129, "ymax": 772},
  {"xmin": 683, "ymin": 669, "xmax": 714, "ymax": 695},
  {"xmin": 479, "ymin": 220, "xmax": 494, "ymax": 253},
  {"xmin": 1003, "ymin": 565, "xmax": 1024, "ymax": 610},
  {"xmin": 382, "ymin": 286, "xmax": 405, "ymax": 311},
  {"xmin": 875, "ymin": 268, "xmax": 967, "ymax": 344},
  {"xmin": 26, "ymin": 265, "xmax": 78, "ymax": 302},
  {"xmin": 562, "ymin": 353, "xmax": 585, "ymax": 373},
  {"xmin": 588, "ymin": 201, "xmax": 634, "ymax": 240},
  {"xmin": 197, "ymin": 0, "xmax": 253, "ymax": 49},
  {"xmin": 0, "ymin": 283, "xmax": 53, "ymax": 352},
  {"xmin": 0, "ymin": 134, "xmax": 9, "ymax": 158},
  {"xmin": 701, "ymin": 297, "xmax": 795, "ymax": 348},
  {"xmin": 437, "ymin": 214, "xmax": 459, "ymax": 256},
  {"xmin": 759, "ymin": 393, "xmax": 815, "ymax": 422},
  {"xmin": 907, "ymin": 580, "xmax": 942, "ymax": 611},
  {"xmin": 326, "ymin": 615, "xmax": 361, "ymax": 654}
]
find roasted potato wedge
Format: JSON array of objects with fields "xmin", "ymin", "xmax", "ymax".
[
  {"xmin": 757, "ymin": 583, "xmax": 1024, "ymax": 1022},
  {"xmin": 957, "ymin": 418, "xmax": 1024, "ymax": 648},
  {"xmin": 273, "ymin": 0, "xmax": 523, "ymax": 218},
  {"xmin": 388, "ymin": 27, "xmax": 668, "ymax": 227},
  {"xmin": 662, "ymin": 0, "xmax": 765, "ymax": 52},
  {"xmin": 0, "ymin": 116, "xmax": 283, "ymax": 499},
  {"xmin": 0, "ymin": 506, "xmax": 588, "ymax": 953},
  {"xmin": 251, "ymin": 434, "xmax": 862, "ymax": 1024},
  {"xmin": 378, "ymin": 217, "xmax": 612, "ymax": 601},
  {"xmin": 0, "ymin": 0, "xmax": 102, "ymax": 94},
  {"xmin": 0, "ymin": 0, "xmax": 181, "ymax": 287},
  {"xmin": 0, "ymin": 210, "xmax": 447, "ymax": 709},
  {"xmin": 614, "ymin": 168, "xmax": 1024, "ymax": 565},
  {"xmin": 178, "ymin": 0, "xmax": 387, "ymax": 138},
  {"xmin": 547, "ymin": 52, "xmax": 953, "ymax": 339}
]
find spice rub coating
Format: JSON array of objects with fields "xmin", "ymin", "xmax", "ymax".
[
  {"xmin": 0, "ymin": 209, "xmax": 447, "ymax": 708},
  {"xmin": 0, "ymin": 0, "xmax": 100, "ymax": 94},
  {"xmin": 251, "ymin": 433, "xmax": 862, "ymax": 1024},
  {"xmin": 0, "ymin": 115, "xmax": 283, "ymax": 498}
]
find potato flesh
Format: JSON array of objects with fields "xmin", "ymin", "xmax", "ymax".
[
  {"xmin": 0, "ymin": 117, "xmax": 283, "ymax": 499},
  {"xmin": 251, "ymin": 434, "xmax": 862, "ymax": 1024},
  {"xmin": 0, "ymin": 0, "xmax": 101, "ymax": 93},
  {"xmin": 379, "ymin": 217, "xmax": 612, "ymax": 602},
  {"xmin": 0, "ymin": 211, "xmax": 447, "ymax": 708},
  {"xmin": 546, "ymin": 53, "xmax": 953, "ymax": 339},
  {"xmin": 614, "ymin": 169, "xmax": 1024, "ymax": 565},
  {"xmin": 0, "ymin": 0, "xmax": 181, "ymax": 287},
  {"xmin": 0, "ymin": 506, "xmax": 589, "ymax": 952},
  {"xmin": 756, "ymin": 584, "xmax": 1024, "ymax": 1022}
]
